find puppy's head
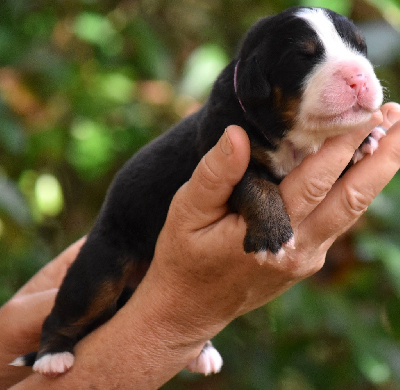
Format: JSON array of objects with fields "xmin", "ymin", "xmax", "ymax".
[{"xmin": 235, "ymin": 7, "xmax": 383, "ymax": 152}]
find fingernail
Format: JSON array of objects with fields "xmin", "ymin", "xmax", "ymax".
[
  {"xmin": 221, "ymin": 128, "xmax": 233, "ymax": 155},
  {"xmin": 387, "ymin": 108, "xmax": 400, "ymax": 126}
]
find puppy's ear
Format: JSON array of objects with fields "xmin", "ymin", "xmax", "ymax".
[{"xmin": 236, "ymin": 56, "xmax": 271, "ymax": 108}]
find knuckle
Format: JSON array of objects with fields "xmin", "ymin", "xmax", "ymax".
[
  {"xmin": 198, "ymin": 155, "xmax": 221, "ymax": 191},
  {"xmin": 0, "ymin": 300, "xmax": 14, "ymax": 320},
  {"xmin": 342, "ymin": 185, "xmax": 370, "ymax": 215},
  {"xmin": 388, "ymin": 142, "xmax": 400, "ymax": 165},
  {"xmin": 284, "ymin": 247, "xmax": 326, "ymax": 279},
  {"xmin": 168, "ymin": 189, "xmax": 194, "ymax": 225},
  {"xmin": 168, "ymin": 184, "xmax": 209, "ymax": 230},
  {"xmin": 301, "ymin": 175, "xmax": 332, "ymax": 205},
  {"xmin": 0, "ymin": 299, "xmax": 24, "ymax": 337}
]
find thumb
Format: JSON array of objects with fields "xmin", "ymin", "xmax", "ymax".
[
  {"xmin": 173, "ymin": 125, "xmax": 250, "ymax": 229},
  {"xmin": 381, "ymin": 102, "xmax": 400, "ymax": 128},
  {"xmin": 4, "ymin": 289, "xmax": 58, "ymax": 354}
]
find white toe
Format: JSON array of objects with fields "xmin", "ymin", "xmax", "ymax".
[
  {"xmin": 361, "ymin": 137, "xmax": 378, "ymax": 155},
  {"xmin": 352, "ymin": 149, "xmax": 364, "ymax": 164},
  {"xmin": 33, "ymin": 352, "xmax": 74, "ymax": 376},
  {"xmin": 285, "ymin": 236, "xmax": 296, "ymax": 250},
  {"xmin": 275, "ymin": 248, "xmax": 286, "ymax": 262},
  {"xmin": 186, "ymin": 342, "xmax": 223, "ymax": 376},
  {"xmin": 371, "ymin": 126, "xmax": 386, "ymax": 140},
  {"xmin": 9, "ymin": 357, "xmax": 25, "ymax": 367},
  {"xmin": 255, "ymin": 250, "xmax": 268, "ymax": 264}
]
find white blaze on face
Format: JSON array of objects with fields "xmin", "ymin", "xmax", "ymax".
[
  {"xmin": 295, "ymin": 8, "xmax": 383, "ymax": 134},
  {"xmin": 267, "ymin": 8, "xmax": 384, "ymax": 179}
]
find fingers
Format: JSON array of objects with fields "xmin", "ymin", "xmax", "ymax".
[
  {"xmin": 9, "ymin": 289, "xmax": 58, "ymax": 341},
  {"xmin": 381, "ymin": 102, "xmax": 400, "ymax": 128},
  {"xmin": 172, "ymin": 125, "xmax": 250, "ymax": 230},
  {"xmin": 15, "ymin": 237, "xmax": 86, "ymax": 297},
  {"xmin": 280, "ymin": 111, "xmax": 383, "ymax": 228},
  {"xmin": 299, "ymin": 119, "xmax": 400, "ymax": 248}
]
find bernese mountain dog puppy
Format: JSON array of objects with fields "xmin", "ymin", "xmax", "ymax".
[{"xmin": 12, "ymin": 6, "xmax": 384, "ymax": 376}]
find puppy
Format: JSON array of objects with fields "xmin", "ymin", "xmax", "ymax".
[{"xmin": 12, "ymin": 6, "xmax": 383, "ymax": 376}]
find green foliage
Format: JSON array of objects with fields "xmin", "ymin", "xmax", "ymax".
[
  {"xmin": 1, "ymin": 0, "xmax": 400, "ymax": 388},
  {"xmin": 300, "ymin": 0, "xmax": 352, "ymax": 15},
  {"xmin": 180, "ymin": 44, "xmax": 229, "ymax": 98}
]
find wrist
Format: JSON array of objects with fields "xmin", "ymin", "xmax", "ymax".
[
  {"xmin": 131, "ymin": 259, "xmax": 232, "ymax": 350},
  {"xmin": 70, "ymin": 262, "xmax": 226, "ymax": 389},
  {"xmin": 0, "ymin": 305, "xmax": 32, "ymax": 388}
]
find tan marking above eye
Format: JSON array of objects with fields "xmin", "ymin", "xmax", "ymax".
[
  {"xmin": 273, "ymin": 87, "xmax": 283, "ymax": 109},
  {"xmin": 355, "ymin": 32, "xmax": 365, "ymax": 47},
  {"xmin": 302, "ymin": 39, "xmax": 318, "ymax": 55}
]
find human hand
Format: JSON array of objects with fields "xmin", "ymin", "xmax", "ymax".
[
  {"xmin": 144, "ymin": 103, "xmax": 400, "ymax": 345},
  {"xmin": 381, "ymin": 102, "xmax": 400, "ymax": 129},
  {"xmin": 0, "ymin": 238, "xmax": 85, "ymax": 388},
  {"xmin": 6, "ymin": 103, "xmax": 400, "ymax": 390}
]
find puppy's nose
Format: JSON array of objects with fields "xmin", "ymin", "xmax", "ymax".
[{"xmin": 344, "ymin": 72, "xmax": 367, "ymax": 96}]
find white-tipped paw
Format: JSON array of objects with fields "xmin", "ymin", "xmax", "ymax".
[
  {"xmin": 353, "ymin": 126, "xmax": 386, "ymax": 164},
  {"xmin": 9, "ymin": 357, "xmax": 26, "ymax": 367},
  {"xmin": 254, "ymin": 237, "xmax": 296, "ymax": 265},
  {"xmin": 33, "ymin": 352, "xmax": 74, "ymax": 377},
  {"xmin": 255, "ymin": 250, "xmax": 268, "ymax": 264},
  {"xmin": 186, "ymin": 341, "xmax": 223, "ymax": 376}
]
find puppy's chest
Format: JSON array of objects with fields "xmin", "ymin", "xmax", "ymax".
[{"xmin": 252, "ymin": 137, "xmax": 317, "ymax": 180}]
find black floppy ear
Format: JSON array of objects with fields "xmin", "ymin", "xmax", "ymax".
[{"xmin": 236, "ymin": 56, "xmax": 271, "ymax": 108}]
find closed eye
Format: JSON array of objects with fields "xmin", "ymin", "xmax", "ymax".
[{"xmin": 301, "ymin": 39, "xmax": 319, "ymax": 55}]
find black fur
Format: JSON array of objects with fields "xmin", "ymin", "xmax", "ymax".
[{"xmin": 18, "ymin": 7, "xmax": 375, "ymax": 370}]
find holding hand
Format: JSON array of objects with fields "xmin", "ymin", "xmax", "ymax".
[{"xmin": 2, "ymin": 103, "xmax": 400, "ymax": 390}]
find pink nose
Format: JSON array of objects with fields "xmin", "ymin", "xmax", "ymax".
[{"xmin": 344, "ymin": 73, "xmax": 367, "ymax": 96}]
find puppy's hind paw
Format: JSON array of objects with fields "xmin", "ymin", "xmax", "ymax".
[
  {"xmin": 353, "ymin": 126, "xmax": 386, "ymax": 163},
  {"xmin": 186, "ymin": 341, "xmax": 223, "ymax": 376},
  {"xmin": 9, "ymin": 357, "xmax": 27, "ymax": 367},
  {"xmin": 9, "ymin": 351, "xmax": 38, "ymax": 367},
  {"xmin": 33, "ymin": 352, "xmax": 74, "ymax": 377}
]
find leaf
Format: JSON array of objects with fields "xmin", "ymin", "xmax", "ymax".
[
  {"xmin": 299, "ymin": 0, "xmax": 352, "ymax": 15},
  {"xmin": 127, "ymin": 17, "xmax": 172, "ymax": 79},
  {"xmin": 0, "ymin": 117, "xmax": 26, "ymax": 154},
  {"xmin": 0, "ymin": 100, "xmax": 26, "ymax": 154},
  {"xmin": 365, "ymin": 0, "xmax": 400, "ymax": 28},
  {"xmin": 0, "ymin": 175, "xmax": 32, "ymax": 226},
  {"xmin": 74, "ymin": 12, "xmax": 117, "ymax": 46},
  {"xmin": 357, "ymin": 233, "xmax": 400, "ymax": 295},
  {"xmin": 384, "ymin": 297, "xmax": 400, "ymax": 340},
  {"xmin": 74, "ymin": 12, "xmax": 123, "ymax": 56},
  {"xmin": 180, "ymin": 44, "xmax": 229, "ymax": 99},
  {"xmin": 66, "ymin": 119, "xmax": 115, "ymax": 180}
]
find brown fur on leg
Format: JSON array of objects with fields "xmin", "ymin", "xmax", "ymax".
[{"xmin": 229, "ymin": 170, "xmax": 293, "ymax": 255}]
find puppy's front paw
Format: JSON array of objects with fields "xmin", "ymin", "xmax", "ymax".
[
  {"xmin": 244, "ymin": 217, "xmax": 294, "ymax": 257},
  {"xmin": 230, "ymin": 172, "xmax": 293, "ymax": 261},
  {"xmin": 253, "ymin": 236, "xmax": 296, "ymax": 264},
  {"xmin": 353, "ymin": 126, "xmax": 386, "ymax": 164},
  {"xmin": 32, "ymin": 352, "xmax": 74, "ymax": 377},
  {"xmin": 186, "ymin": 341, "xmax": 223, "ymax": 376}
]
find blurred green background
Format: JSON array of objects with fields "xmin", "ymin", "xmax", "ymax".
[{"xmin": 1, "ymin": 0, "xmax": 400, "ymax": 388}]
